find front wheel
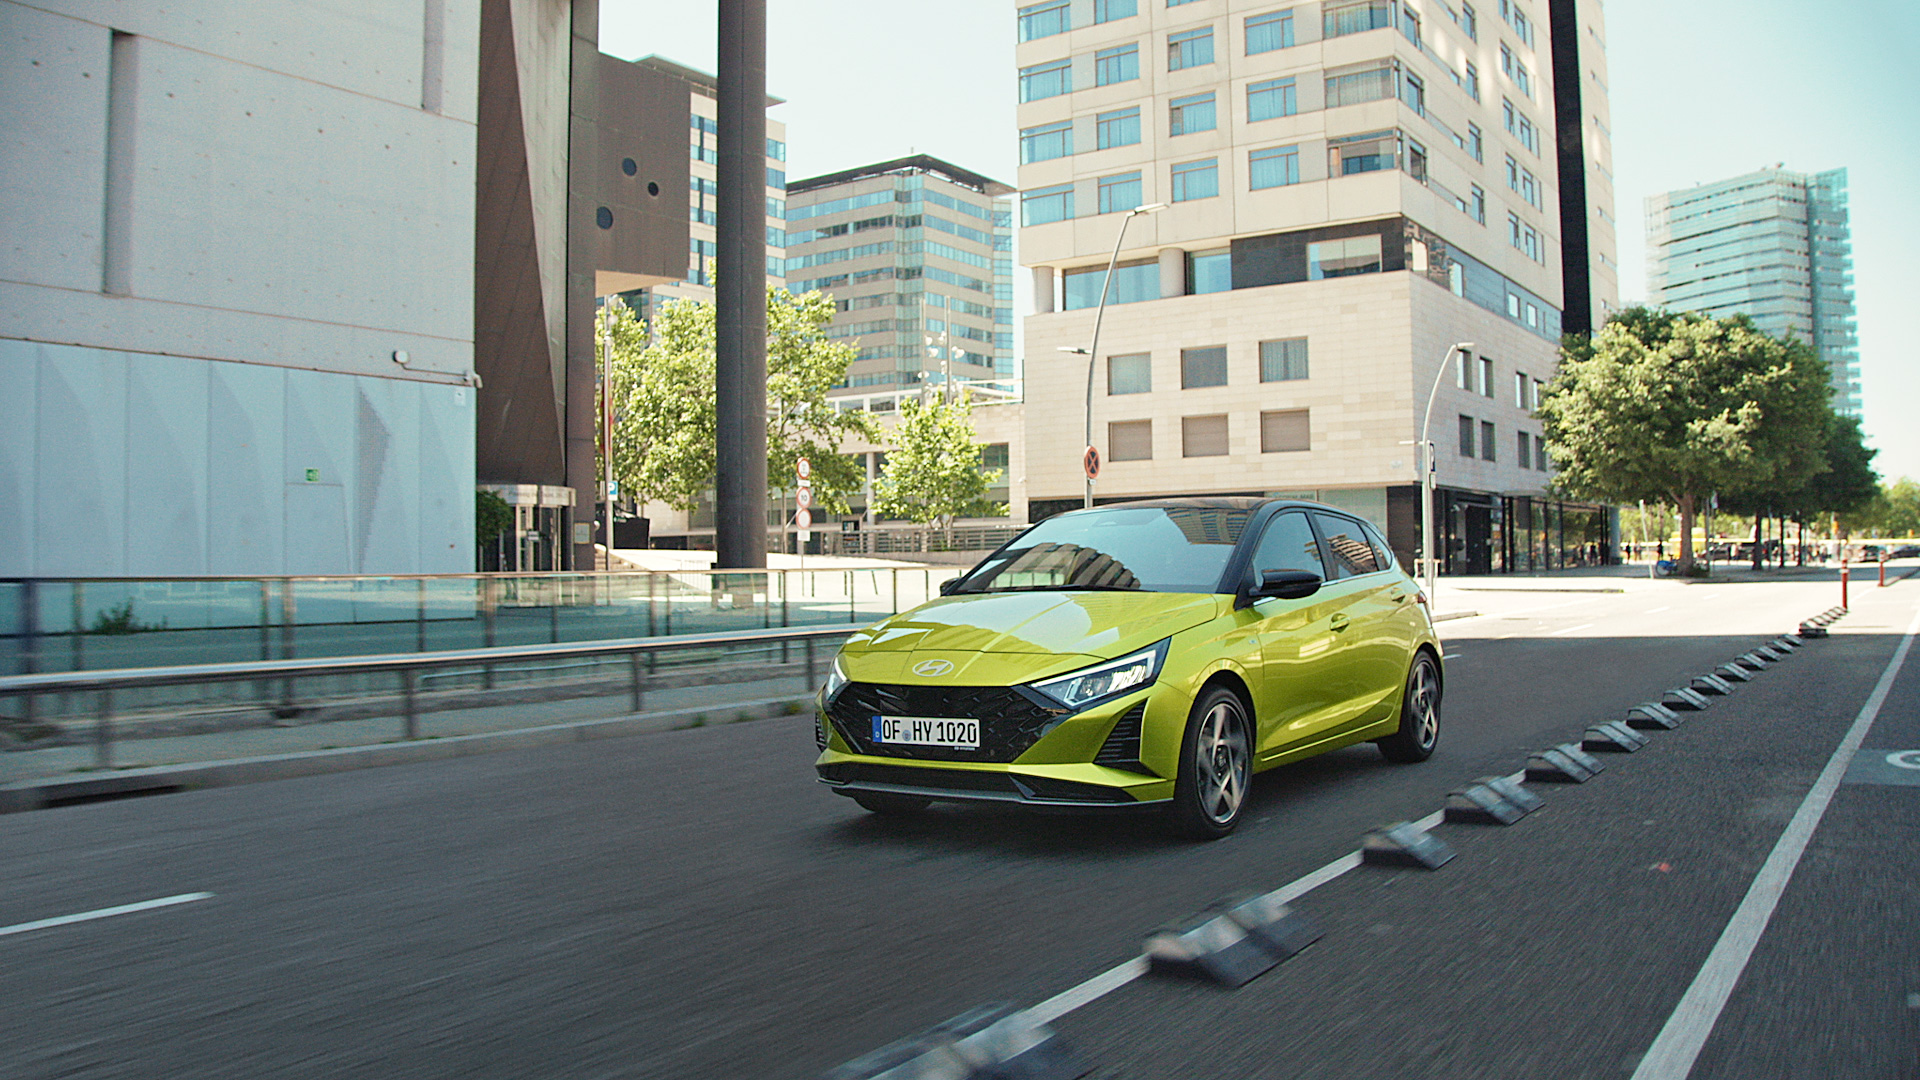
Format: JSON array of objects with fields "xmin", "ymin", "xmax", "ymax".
[
  {"xmin": 1377, "ymin": 650, "xmax": 1441, "ymax": 763},
  {"xmin": 1169, "ymin": 687, "xmax": 1253, "ymax": 840}
]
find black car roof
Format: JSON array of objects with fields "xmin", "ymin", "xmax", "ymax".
[{"xmin": 1074, "ymin": 496, "xmax": 1332, "ymax": 514}]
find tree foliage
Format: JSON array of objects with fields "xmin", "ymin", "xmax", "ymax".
[
  {"xmin": 1537, "ymin": 307, "xmax": 1832, "ymax": 568},
  {"xmin": 1844, "ymin": 477, "xmax": 1920, "ymax": 538},
  {"xmin": 871, "ymin": 390, "xmax": 1006, "ymax": 534},
  {"xmin": 595, "ymin": 286, "xmax": 875, "ymax": 514}
]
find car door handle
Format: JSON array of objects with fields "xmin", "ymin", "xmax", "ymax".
[
  {"xmin": 1329, "ymin": 613, "xmax": 1351, "ymax": 632},
  {"xmin": 1388, "ymin": 592, "xmax": 1407, "ymax": 604}
]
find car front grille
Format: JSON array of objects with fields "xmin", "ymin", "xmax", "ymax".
[{"xmin": 826, "ymin": 682, "xmax": 1068, "ymax": 763}]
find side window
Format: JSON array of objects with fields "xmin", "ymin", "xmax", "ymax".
[
  {"xmin": 1360, "ymin": 520, "xmax": 1397, "ymax": 572},
  {"xmin": 1247, "ymin": 512, "xmax": 1327, "ymax": 587},
  {"xmin": 1311, "ymin": 512, "xmax": 1381, "ymax": 578}
]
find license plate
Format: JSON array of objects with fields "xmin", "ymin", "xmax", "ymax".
[{"xmin": 872, "ymin": 715, "xmax": 979, "ymax": 750}]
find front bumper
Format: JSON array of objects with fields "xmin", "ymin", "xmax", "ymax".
[{"xmin": 815, "ymin": 756, "xmax": 1172, "ymax": 811}]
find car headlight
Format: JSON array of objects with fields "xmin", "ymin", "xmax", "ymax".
[
  {"xmin": 823, "ymin": 654, "xmax": 849, "ymax": 700},
  {"xmin": 1028, "ymin": 640, "xmax": 1169, "ymax": 712}
]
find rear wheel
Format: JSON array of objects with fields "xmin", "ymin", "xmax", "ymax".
[
  {"xmin": 1169, "ymin": 687, "xmax": 1252, "ymax": 840},
  {"xmin": 852, "ymin": 792, "xmax": 932, "ymax": 815},
  {"xmin": 1377, "ymin": 650, "xmax": 1441, "ymax": 763}
]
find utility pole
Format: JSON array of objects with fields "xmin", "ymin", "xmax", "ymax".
[{"xmin": 713, "ymin": 0, "xmax": 768, "ymax": 569}]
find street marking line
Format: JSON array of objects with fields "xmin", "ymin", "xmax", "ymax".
[
  {"xmin": 1630, "ymin": 602, "xmax": 1920, "ymax": 1080},
  {"xmin": 1027, "ymin": 804, "xmax": 1456, "ymax": 1026},
  {"xmin": 0, "ymin": 893, "xmax": 214, "ymax": 939},
  {"xmin": 1548, "ymin": 623, "xmax": 1596, "ymax": 636}
]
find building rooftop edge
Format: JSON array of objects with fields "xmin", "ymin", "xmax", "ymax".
[
  {"xmin": 627, "ymin": 54, "xmax": 786, "ymax": 107},
  {"xmin": 788, "ymin": 154, "xmax": 1014, "ymax": 198}
]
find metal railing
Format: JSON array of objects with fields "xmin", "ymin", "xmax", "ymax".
[{"xmin": 0, "ymin": 624, "xmax": 860, "ymax": 769}]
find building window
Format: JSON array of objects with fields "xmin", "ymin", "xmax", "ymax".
[
  {"xmin": 1169, "ymin": 92, "xmax": 1217, "ymax": 135},
  {"xmin": 1259, "ymin": 337, "xmax": 1309, "ymax": 381},
  {"xmin": 1261, "ymin": 408, "xmax": 1311, "ymax": 452},
  {"xmin": 1506, "ymin": 154, "xmax": 1521, "ymax": 192},
  {"xmin": 1098, "ymin": 170, "xmax": 1144, "ymax": 214},
  {"xmin": 1405, "ymin": 137, "xmax": 1427, "ymax": 182},
  {"xmin": 1095, "ymin": 44, "xmax": 1140, "ymax": 86},
  {"xmin": 1480, "ymin": 420, "xmax": 1497, "ymax": 461},
  {"xmin": 1525, "ymin": 300, "xmax": 1540, "ymax": 325},
  {"xmin": 1171, "ymin": 158, "xmax": 1220, "ymax": 201},
  {"xmin": 1249, "ymin": 145, "xmax": 1301, "ymax": 189},
  {"xmin": 1458, "ymin": 414, "xmax": 1475, "ymax": 457},
  {"xmin": 1246, "ymin": 9, "xmax": 1295, "ymax": 53},
  {"xmin": 1328, "ymin": 131, "xmax": 1396, "ymax": 174},
  {"xmin": 1248, "ymin": 76, "xmax": 1299, "ymax": 121},
  {"xmin": 1455, "ymin": 349, "xmax": 1471, "ymax": 389},
  {"xmin": 1479, "ymin": 355, "xmax": 1494, "ymax": 397},
  {"xmin": 1465, "ymin": 61, "xmax": 1481, "ymax": 101},
  {"xmin": 1520, "ymin": 167, "xmax": 1540, "ymax": 208},
  {"xmin": 1501, "ymin": 0, "xmax": 1535, "ymax": 48},
  {"xmin": 1183, "ymin": 414, "xmax": 1230, "ymax": 457},
  {"xmin": 1507, "ymin": 210, "xmax": 1522, "ymax": 249},
  {"xmin": 1506, "ymin": 291, "xmax": 1521, "ymax": 318},
  {"xmin": 1018, "ymin": 0, "xmax": 1071, "ymax": 41},
  {"xmin": 1022, "ymin": 183, "xmax": 1075, "ymax": 226},
  {"xmin": 1521, "ymin": 223, "xmax": 1540, "ymax": 261},
  {"xmin": 1514, "ymin": 371, "xmax": 1527, "ymax": 408},
  {"xmin": 1470, "ymin": 184, "xmax": 1486, "ymax": 223},
  {"xmin": 1108, "ymin": 352, "xmax": 1152, "ymax": 395},
  {"xmin": 1169, "ymin": 27, "xmax": 1215, "ymax": 70},
  {"xmin": 1019, "ymin": 59, "xmax": 1072, "ymax": 102},
  {"xmin": 1324, "ymin": 0, "xmax": 1393, "ymax": 37},
  {"xmin": 1402, "ymin": 70, "xmax": 1426, "ymax": 116},
  {"xmin": 1535, "ymin": 432, "xmax": 1549, "ymax": 470},
  {"xmin": 1462, "ymin": 1, "xmax": 1478, "ymax": 39},
  {"xmin": 1181, "ymin": 345, "xmax": 1229, "ymax": 389},
  {"xmin": 1530, "ymin": 376, "xmax": 1543, "ymax": 410},
  {"xmin": 1467, "ymin": 122, "xmax": 1484, "ymax": 162},
  {"xmin": 1097, "ymin": 107, "xmax": 1142, "ymax": 149},
  {"xmin": 1326, "ymin": 61, "xmax": 1396, "ymax": 108},
  {"xmin": 1109, "ymin": 419, "xmax": 1153, "ymax": 461},
  {"xmin": 1517, "ymin": 430, "xmax": 1530, "ymax": 466},
  {"xmin": 1094, "ymin": 0, "xmax": 1137, "ymax": 23},
  {"xmin": 1307, "ymin": 234, "xmax": 1382, "ymax": 279},
  {"xmin": 1400, "ymin": 4, "xmax": 1422, "ymax": 47},
  {"xmin": 1188, "ymin": 249, "xmax": 1232, "ymax": 294},
  {"xmin": 1448, "ymin": 261, "xmax": 1464, "ymax": 295},
  {"xmin": 1063, "ymin": 259, "xmax": 1158, "ymax": 308},
  {"xmin": 1020, "ymin": 120, "xmax": 1074, "ymax": 164}
]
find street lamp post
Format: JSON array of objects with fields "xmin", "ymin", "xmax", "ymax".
[
  {"xmin": 1063, "ymin": 202, "xmax": 1167, "ymax": 510},
  {"xmin": 1419, "ymin": 341, "xmax": 1475, "ymax": 603}
]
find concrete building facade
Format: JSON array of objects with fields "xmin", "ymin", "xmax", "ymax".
[
  {"xmin": 1646, "ymin": 166, "xmax": 1860, "ymax": 416},
  {"xmin": 1014, "ymin": 0, "xmax": 1618, "ymax": 572}
]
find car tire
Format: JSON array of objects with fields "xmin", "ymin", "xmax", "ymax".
[
  {"xmin": 852, "ymin": 792, "xmax": 932, "ymax": 815},
  {"xmin": 1376, "ymin": 649, "xmax": 1441, "ymax": 763},
  {"xmin": 1169, "ymin": 686, "xmax": 1253, "ymax": 840}
]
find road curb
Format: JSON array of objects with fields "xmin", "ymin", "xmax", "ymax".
[{"xmin": 0, "ymin": 693, "xmax": 812, "ymax": 814}]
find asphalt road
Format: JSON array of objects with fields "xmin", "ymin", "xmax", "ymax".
[{"xmin": 0, "ymin": 573, "xmax": 1913, "ymax": 1079}]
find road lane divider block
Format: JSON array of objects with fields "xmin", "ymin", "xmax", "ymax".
[
  {"xmin": 821, "ymin": 1003, "xmax": 1092, "ymax": 1080},
  {"xmin": 1444, "ymin": 776, "xmax": 1542, "ymax": 825},
  {"xmin": 1714, "ymin": 663, "xmax": 1754, "ymax": 683},
  {"xmin": 1626, "ymin": 702, "xmax": 1685, "ymax": 730},
  {"xmin": 1755, "ymin": 645, "xmax": 1787, "ymax": 661},
  {"xmin": 1360, "ymin": 821, "xmax": 1457, "ymax": 869},
  {"xmin": 1527, "ymin": 744, "xmax": 1604, "ymax": 783},
  {"xmin": 1583, "ymin": 721, "xmax": 1650, "ymax": 753},
  {"xmin": 1734, "ymin": 652, "xmax": 1771, "ymax": 671},
  {"xmin": 1145, "ymin": 896, "xmax": 1320, "ymax": 987},
  {"xmin": 1662, "ymin": 687, "xmax": 1713, "ymax": 711},
  {"xmin": 1797, "ymin": 623, "xmax": 1829, "ymax": 638},
  {"xmin": 1781, "ymin": 632, "xmax": 1804, "ymax": 645},
  {"xmin": 1690, "ymin": 673, "xmax": 1735, "ymax": 696}
]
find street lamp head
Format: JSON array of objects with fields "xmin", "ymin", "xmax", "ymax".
[
  {"xmin": 1057, "ymin": 346, "xmax": 1090, "ymax": 355},
  {"xmin": 1453, "ymin": 341, "xmax": 1475, "ymax": 352},
  {"xmin": 1132, "ymin": 202, "xmax": 1169, "ymax": 215}
]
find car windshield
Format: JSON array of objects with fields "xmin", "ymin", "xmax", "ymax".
[{"xmin": 952, "ymin": 506, "xmax": 1251, "ymax": 594}]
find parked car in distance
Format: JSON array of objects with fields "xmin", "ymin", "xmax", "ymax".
[{"xmin": 812, "ymin": 498, "xmax": 1443, "ymax": 839}]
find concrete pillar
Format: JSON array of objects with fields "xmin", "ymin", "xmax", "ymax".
[
  {"xmin": 1032, "ymin": 265, "xmax": 1055, "ymax": 314},
  {"xmin": 714, "ymin": 0, "xmax": 769, "ymax": 569},
  {"xmin": 1158, "ymin": 247, "xmax": 1186, "ymax": 299}
]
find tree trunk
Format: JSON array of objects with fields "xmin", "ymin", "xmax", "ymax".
[
  {"xmin": 1677, "ymin": 493, "xmax": 1696, "ymax": 571},
  {"xmin": 1751, "ymin": 513, "xmax": 1763, "ymax": 571}
]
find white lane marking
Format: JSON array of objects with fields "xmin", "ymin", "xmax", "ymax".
[
  {"xmin": 1631, "ymin": 602, "xmax": 1920, "ymax": 1080},
  {"xmin": 1646, "ymin": 606, "xmax": 1671, "ymax": 614},
  {"xmin": 1027, "ymin": 804, "xmax": 1457, "ymax": 1026},
  {"xmin": 1548, "ymin": 623, "xmax": 1596, "ymax": 636},
  {"xmin": 0, "ymin": 892, "xmax": 214, "ymax": 939},
  {"xmin": 1886, "ymin": 750, "xmax": 1920, "ymax": 770}
]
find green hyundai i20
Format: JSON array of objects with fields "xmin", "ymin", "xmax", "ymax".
[{"xmin": 812, "ymin": 497, "xmax": 1443, "ymax": 838}]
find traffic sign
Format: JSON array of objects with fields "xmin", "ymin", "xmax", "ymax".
[
  {"xmin": 796, "ymin": 457, "xmax": 812, "ymax": 481},
  {"xmin": 795, "ymin": 485, "xmax": 813, "ymax": 510},
  {"xmin": 795, "ymin": 508, "xmax": 812, "ymax": 530},
  {"xmin": 1083, "ymin": 445, "xmax": 1101, "ymax": 480}
]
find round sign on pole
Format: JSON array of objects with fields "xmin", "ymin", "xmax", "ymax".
[
  {"xmin": 796, "ymin": 458, "xmax": 812, "ymax": 481},
  {"xmin": 795, "ymin": 508, "xmax": 813, "ymax": 530},
  {"xmin": 1083, "ymin": 445, "xmax": 1101, "ymax": 480},
  {"xmin": 795, "ymin": 485, "xmax": 813, "ymax": 510}
]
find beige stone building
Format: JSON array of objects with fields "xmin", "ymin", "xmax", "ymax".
[{"xmin": 1014, "ymin": 0, "xmax": 1618, "ymax": 572}]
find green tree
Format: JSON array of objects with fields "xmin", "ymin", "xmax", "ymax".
[
  {"xmin": 871, "ymin": 390, "xmax": 1006, "ymax": 543},
  {"xmin": 1845, "ymin": 477, "xmax": 1920, "ymax": 538},
  {"xmin": 475, "ymin": 489, "xmax": 514, "ymax": 566},
  {"xmin": 596, "ymin": 286, "xmax": 874, "ymax": 514},
  {"xmin": 1538, "ymin": 307, "xmax": 1831, "ymax": 571},
  {"xmin": 1722, "ymin": 411, "xmax": 1878, "ymax": 566}
]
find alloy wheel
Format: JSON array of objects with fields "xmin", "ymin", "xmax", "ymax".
[{"xmin": 1196, "ymin": 700, "xmax": 1250, "ymax": 824}]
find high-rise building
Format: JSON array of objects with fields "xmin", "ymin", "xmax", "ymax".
[
  {"xmin": 1014, "ymin": 0, "xmax": 1618, "ymax": 573},
  {"xmin": 1646, "ymin": 166, "xmax": 1859, "ymax": 415},
  {"xmin": 786, "ymin": 155, "xmax": 1016, "ymax": 394}
]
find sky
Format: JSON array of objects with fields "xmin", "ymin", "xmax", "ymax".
[{"xmin": 600, "ymin": 0, "xmax": 1920, "ymax": 483}]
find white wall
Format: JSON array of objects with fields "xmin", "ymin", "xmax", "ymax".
[{"xmin": 0, "ymin": 0, "xmax": 480, "ymax": 576}]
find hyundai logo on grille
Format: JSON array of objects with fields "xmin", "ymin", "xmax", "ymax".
[{"xmin": 912, "ymin": 659, "xmax": 955, "ymax": 678}]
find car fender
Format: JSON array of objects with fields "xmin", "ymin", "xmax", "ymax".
[{"xmin": 1138, "ymin": 654, "xmax": 1254, "ymax": 780}]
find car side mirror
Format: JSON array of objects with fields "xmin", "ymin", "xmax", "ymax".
[
  {"xmin": 938, "ymin": 577, "xmax": 962, "ymax": 596},
  {"xmin": 1248, "ymin": 569, "xmax": 1322, "ymax": 603}
]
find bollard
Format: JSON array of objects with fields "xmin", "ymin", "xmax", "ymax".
[
  {"xmin": 1881, "ymin": 556, "xmax": 1888, "ymax": 588},
  {"xmin": 1841, "ymin": 559, "xmax": 1850, "ymax": 610}
]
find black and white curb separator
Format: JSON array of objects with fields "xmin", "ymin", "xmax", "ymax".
[
  {"xmin": 1527, "ymin": 742, "xmax": 1605, "ymax": 783},
  {"xmin": 1360, "ymin": 820, "xmax": 1457, "ymax": 869},
  {"xmin": 1443, "ymin": 775, "xmax": 1543, "ymax": 825},
  {"xmin": 1715, "ymin": 662, "xmax": 1755, "ymax": 683},
  {"xmin": 1734, "ymin": 651, "xmax": 1771, "ymax": 671},
  {"xmin": 1798, "ymin": 622, "xmax": 1829, "ymax": 638},
  {"xmin": 1755, "ymin": 644, "xmax": 1787, "ymax": 661},
  {"xmin": 1663, "ymin": 686, "xmax": 1713, "ymax": 711},
  {"xmin": 1625, "ymin": 701, "xmax": 1685, "ymax": 730},
  {"xmin": 1690, "ymin": 673, "xmax": 1735, "ymax": 696},
  {"xmin": 1145, "ymin": 893, "xmax": 1322, "ymax": 988},
  {"xmin": 1583, "ymin": 721, "xmax": 1651, "ymax": 753},
  {"xmin": 821, "ymin": 1003, "xmax": 1091, "ymax": 1080}
]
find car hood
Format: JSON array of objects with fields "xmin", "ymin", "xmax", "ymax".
[{"xmin": 847, "ymin": 591, "xmax": 1225, "ymax": 660}]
